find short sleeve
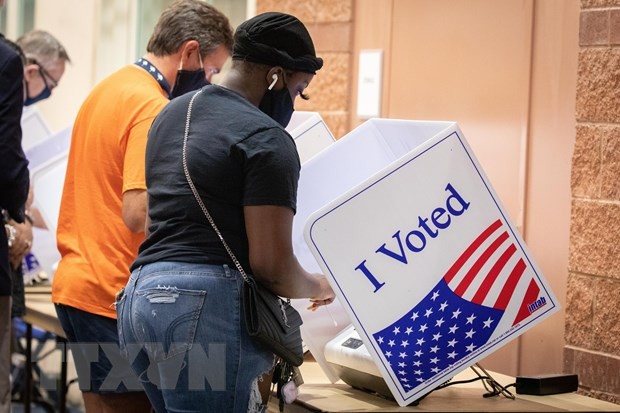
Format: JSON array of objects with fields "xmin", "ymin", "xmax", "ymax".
[
  {"xmin": 236, "ymin": 128, "xmax": 301, "ymax": 212},
  {"xmin": 122, "ymin": 116, "xmax": 155, "ymax": 193}
]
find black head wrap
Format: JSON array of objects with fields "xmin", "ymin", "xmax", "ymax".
[{"xmin": 232, "ymin": 12, "xmax": 323, "ymax": 74}]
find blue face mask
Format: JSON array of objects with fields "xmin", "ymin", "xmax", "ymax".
[
  {"xmin": 259, "ymin": 74, "xmax": 294, "ymax": 127},
  {"xmin": 169, "ymin": 50, "xmax": 209, "ymax": 99},
  {"xmin": 24, "ymin": 81, "xmax": 51, "ymax": 106}
]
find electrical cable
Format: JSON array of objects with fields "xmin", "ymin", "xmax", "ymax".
[{"xmin": 410, "ymin": 363, "xmax": 516, "ymax": 406}]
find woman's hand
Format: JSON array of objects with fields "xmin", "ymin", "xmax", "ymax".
[{"xmin": 307, "ymin": 276, "xmax": 335, "ymax": 311}]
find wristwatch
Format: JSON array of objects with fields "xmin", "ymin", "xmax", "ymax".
[{"xmin": 4, "ymin": 223, "xmax": 16, "ymax": 248}]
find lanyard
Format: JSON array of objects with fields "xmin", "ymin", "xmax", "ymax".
[{"xmin": 134, "ymin": 57, "xmax": 171, "ymax": 97}]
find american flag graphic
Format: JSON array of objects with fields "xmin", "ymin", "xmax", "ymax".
[{"xmin": 372, "ymin": 218, "xmax": 543, "ymax": 390}]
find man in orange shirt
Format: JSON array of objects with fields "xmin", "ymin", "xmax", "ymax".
[{"xmin": 52, "ymin": 1, "xmax": 232, "ymax": 411}]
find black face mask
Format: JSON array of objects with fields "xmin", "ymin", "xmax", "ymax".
[
  {"xmin": 169, "ymin": 68, "xmax": 209, "ymax": 99},
  {"xmin": 259, "ymin": 77, "xmax": 294, "ymax": 127},
  {"xmin": 169, "ymin": 50, "xmax": 209, "ymax": 99}
]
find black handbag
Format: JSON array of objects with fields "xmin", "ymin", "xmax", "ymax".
[
  {"xmin": 182, "ymin": 90, "xmax": 304, "ymax": 367},
  {"xmin": 242, "ymin": 278, "xmax": 304, "ymax": 366}
]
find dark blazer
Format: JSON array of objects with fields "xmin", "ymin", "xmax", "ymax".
[{"xmin": 0, "ymin": 34, "xmax": 29, "ymax": 296}]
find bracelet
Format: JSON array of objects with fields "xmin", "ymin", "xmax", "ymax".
[
  {"xmin": 4, "ymin": 224, "xmax": 16, "ymax": 248},
  {"xmin": 24, "ymin": 213, "xmax": 34, "ymax": 225}
]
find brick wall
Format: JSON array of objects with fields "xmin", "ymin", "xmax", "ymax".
[
  {"xmin": 256, "ymin": 0, "xmax": 353, "ymax": 139},
  {"xmin": 565, "ymin": 0, "xmax": 620, "ymax": 404}
]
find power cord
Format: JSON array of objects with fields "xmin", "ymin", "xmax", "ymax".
[
  {"xmin": 471, "ymin": 363, "xmax": 516, "ymax": 399},
  {"xmin": 410, "ymin": 363, "xmax": 516, "ymax": 406}
]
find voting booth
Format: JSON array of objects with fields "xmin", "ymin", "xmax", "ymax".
[
  {"xmin": 284, "ymin": 113, "xmax": 353, "ymax": 382},
  {"xmin": 25, "ymin": 126, "xmax": 72, "ymax": 276},
  {"xmin": 18, "ymin": 107, "xmax": 69, "ymax": 279},
  {"xmin": 292, "ymin": 118, "xmax": 560, "ymax": 406},
  {"xmin": 27, "ymin": 125, "xmax": 72, "ymax": 234},
  {"xmin": 286, "ymin": 111, "xmax": 336, "ymax": 164},
  {"xmin": 21, "ymin": 106, "xmax": 52, "ymax": 152}
]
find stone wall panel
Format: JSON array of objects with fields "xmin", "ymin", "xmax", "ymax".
[
  {"xmin": 307, "ymin": 23, "xmax": 351, "ymax": 53},
  {"xmin": 321, "ymin": 111, "xmax": 348, "ymax": 140},
  {"xmin": 576, "ymin": 48, "xmax": 620, "ymax": 123},
  {"xmin": 570, "ymin": 0, "xmax": 620, "ymax": 404},
  {"xmin": 611, "ymin": 10, "xmax": 620, "ymax": 44},
  {"xmin": 601, "ymin": 126, "xmax": 620, "ymax": 199},
  {"xmin": 580, "ymin": 10, "xmax": 609, "ymax": 46},
  {"xmin": 571, "ymin": 124, "xmax": 602, "ymax": 198},
  {"xmin": 314, "ymin": 0, "xmax": 352, "ymax": 22},
  {"xmin": 570, "ymin": 348, "xmax": 620, "ymax": 396},
  {"xmin": 574, "ymin": 348, "xmax": 608, "ymax": 392},
  {"xmin": 257, "ymin": 0, "xmax": 351, "ymax": 23},
  {"xmin": 592, "ymin": 279, "xmax": 620, "ymax": 353},
  {"xmin": 569, "ymin": 200, "xmax": 620, "ymax": 278},
  {"xmin": 564, "ymin": 347, "xmax": 576, "ymax": 374},
  {"xmin": 564, "ymin": 273, "xmax": 595, "ymax": 347},
  {"xmin": 581, "ymin": 0, "xmax": 620, "ymax": 8},
  {"xmin": 296, "ymin": 52, "xmax": 349, "ymax": 112}
]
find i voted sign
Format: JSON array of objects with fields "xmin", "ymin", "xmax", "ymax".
[{"xmin": 304, "ymin": 121, "xmax": 559, "ymax": 406}]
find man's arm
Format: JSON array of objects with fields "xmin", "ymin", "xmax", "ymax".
[
  {"xmin": 0, "ymin": 42, "xmax": 29, "ymax": 222},
  {"xmin": 122, "ymin": 189, "xmax": 147, "ymax": 233}
]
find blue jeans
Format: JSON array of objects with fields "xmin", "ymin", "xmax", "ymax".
[
  {"xmin": 55, "ymin": 303, "xmax": 144, "ymax": 393},
  {"xmin": 117, "ymin": 262, "xmax": 274, "ymax": 413}
]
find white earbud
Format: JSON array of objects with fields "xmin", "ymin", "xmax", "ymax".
[{"xmin": 268, "ymin": 74, "xmax": 278, "ymax": 90}]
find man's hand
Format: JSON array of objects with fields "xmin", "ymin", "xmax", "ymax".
[{"xmin": 8, "ymin": 218, "xmax": 33, "ymax": 270}]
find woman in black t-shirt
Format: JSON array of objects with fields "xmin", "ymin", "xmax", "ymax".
[{"xmin": 117, "ymin": 12, "xmax": 335, "ymax": 413}]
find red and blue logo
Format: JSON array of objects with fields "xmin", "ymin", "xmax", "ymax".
[{"xmin": 372, "ymin": 218, "xmax": 542, "ymax": 389}]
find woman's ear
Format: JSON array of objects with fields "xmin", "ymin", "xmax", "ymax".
[{"xmin": 265, "ymin": 66, "xmax": 283, "ymax": 89}]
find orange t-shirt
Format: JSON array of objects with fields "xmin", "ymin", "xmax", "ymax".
[{"xmin": 52, "ymin": 65, "xmax": 168, "ymax": 318}]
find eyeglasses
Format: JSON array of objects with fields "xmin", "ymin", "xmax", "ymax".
[{"xmin": 31, "ymin": 59, "xmax": 59, "ymax": 89}]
